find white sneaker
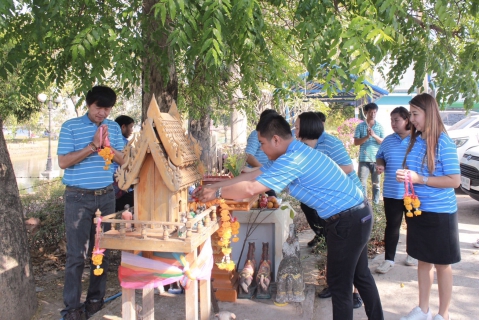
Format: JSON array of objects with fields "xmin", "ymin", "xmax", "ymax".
[
  {"xmin": 400, "ymin": 307, "xmax": 432, "ymax": 320},
  {"xmin": 375, "ymin": 260, "xmax": 394, "ymax": 274},
  {"xmin": 433, "ymin": 314, "xmax": 451, "ymax": 320},
  {"xmin": 474, "ymin": 239, "xmax": 479, "ymax": 248},
  {"xmin": 405, "ymin": 255, "xmax": 418, "ymax": 266}
]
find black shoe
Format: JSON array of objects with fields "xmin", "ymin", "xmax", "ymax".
[
  {"xmin": 307, "ymin": 235, "xmax": 321, "ymax": 247},
  {"xmin": 318, "ymin": 287, "xmax": 332, "ymax": 298},
  {"xmin": 64, "ymin": 308, "xmax": 86, "ymax": 320},
  {"xmin": 85, "ymin": 299, "xmax": 104, "ymax": 319},
  {"xmin": 353, "ymin": 293, "xmax": 363, "ymax": 309}
]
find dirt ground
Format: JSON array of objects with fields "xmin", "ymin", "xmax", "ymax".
[{"xmin": 30, "ymin": 203, "xmax": 315, "ymax": 320}]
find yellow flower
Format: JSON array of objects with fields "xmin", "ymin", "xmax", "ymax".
[
  {"xmin": 404, "ymin": 196, "xmax": 412, "ymax": 205},
  {"xmin": 232, "ymin": 237, "xmax": 240, "ymax": 243},
  {"xmin": 222, "ymin": 247, "xmax": 232, "ymax": 255},
  {"xmin": 405, "ymin": 204, "xmax": 413, "ymax": 211},
  {"xmin": 93, "ymin": 268, "xmax": 104, "ymax": 276},
  {"xmin": 414, "ymin": 210, "xmax": 422, "ymax": 216},
  {"xmin": 412, "ymin": 198, "xmax": 420, "ymax": 208},
  {"xmin": 406, "ymin": 211, "xmax": 413, "ymax": 218},
  {"xmin": 92, "ymin": 254, "xmax": 103, "ymax": 266}
]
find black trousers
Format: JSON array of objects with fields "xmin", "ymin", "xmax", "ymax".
[
  {"xmin": 383, "ymin": 197, "xmax": 406, "ymax": 262},
  {"xmin": 300, "ymin": 202, "xmax": 326, "ymax": 238},
  {"xmin": 326, "ymin": 203, "xmax": 383, "ymax": 320}
]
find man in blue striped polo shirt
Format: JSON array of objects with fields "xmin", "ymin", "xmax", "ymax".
[
  {"xmin": 354, "ymin": 102, "xmax": 385, "ymax": 204},
  {"xmin": 195, "ymin": 114, "xmax": 383, "ymax": 320},
  {"xmin": 57, "ymin": 86, "xmax": 125, "ymax": 320}
]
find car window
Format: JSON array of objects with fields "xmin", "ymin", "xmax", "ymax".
[
  {"xmin": 471, "ymin": 121, "xmax": 479, "ymax": 128},
  {"xmin": 449, "ymin": 117, "xmax": 478, "ymax": 130}
]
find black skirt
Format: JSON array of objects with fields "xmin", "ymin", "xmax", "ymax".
[{"xmin": 406, "ymin": 211, "xmax": 461, "ymax": 265}]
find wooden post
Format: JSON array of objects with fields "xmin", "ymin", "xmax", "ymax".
[
  {"xmin": 142, "ymin": 287, "xmax": 155, "ymax": 320},
  {"xmin": 185, "ymin": 250, "xmax": 198, "ymax": 320},
  {"xmin": 122, "ymin": 288, "xmax": 136, "ymax": 320},
  {"xmin": 199, "ymin": 241, "xmax": 211, "ymax": 320}
]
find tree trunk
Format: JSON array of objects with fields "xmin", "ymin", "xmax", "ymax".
[
  {"xmin": 141, "ymin": 0, "xmax": 178, "ymax": 117},
  {"xmin": 0, "ymin": 116, "xmax": 37, "ymax": 318},
  {"xmin": 189, "ymin": 112, "xmax": 212, "ymax": 167}
]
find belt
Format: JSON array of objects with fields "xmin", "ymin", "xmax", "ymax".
[
  {"xmin": 325, "ymin": 201, "xmax": 367, "ymax": 223},
  {"xmin": 66, "ymin": 184, "xmax": 113, "ymax": 196}
]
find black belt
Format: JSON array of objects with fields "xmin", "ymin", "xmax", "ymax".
[
  {"xmin": 325, "ymin": 201, "xmax": 367, "ymax": 223},
  {"xmin": 66, "ymin": 184, "xmax": 113, "ymax": 196}
]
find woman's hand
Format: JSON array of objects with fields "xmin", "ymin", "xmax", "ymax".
[
  {"xmin": 376, "ymin": 165, "xmax": 385, "ymax": 175},
  {"xmin": 396, "ymin": 169, "xmax": 420, "ymax": 183}
]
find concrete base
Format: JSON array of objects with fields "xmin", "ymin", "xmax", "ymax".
[{"xmin": 231, "ymin": 202, "xmax": 295, "ymax": 280}]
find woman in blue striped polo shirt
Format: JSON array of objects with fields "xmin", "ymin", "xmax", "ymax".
[
  {"xmin": 396, "ymin": 93, "xmax": 460, "ymax": 320},
  {"xmin": 375, "ymin": 106, "xmax": 416, "ymax": 274}
]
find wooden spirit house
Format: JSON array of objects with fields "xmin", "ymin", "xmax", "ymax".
[{"xmin": 97, "ymin": 96, "xmax": 219, "ymax": 320}]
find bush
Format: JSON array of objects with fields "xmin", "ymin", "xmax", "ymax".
[
  {"xmin": 22, "ymin": 178, "xmax": 65, "ymax": 254},
  {"xmin": 332, "ymin": 117, "xmax": 363, "ymax": 160}
]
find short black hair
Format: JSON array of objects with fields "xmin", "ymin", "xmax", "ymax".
[
  {"xmin": 255, "ymin": 109, "xmax": 278, "ymax": 130},
  {"xmin": 256, "ymin": 114, "xmax": 292, "ymax": 140},
  {"xmin": 314, "ymin": 111, "xmax": 326, "ymax": 123},
  {"xmin": 298, "ymin": 112, "xmax": 324, "ymax": 140},
  {"xmin": 364, "ymin": 102, "xmax": 378, "ymax": 112},
  {"xmin": 115, "ymin": 115, "xmax": 135, "ymax": 127},
  {"xmin": 85, "ymin": 86, "xmax": 117, "ymax": 108}
]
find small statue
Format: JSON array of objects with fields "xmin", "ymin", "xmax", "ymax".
[
  {"xmin": 121, "ymin": 204, "xmax": 133, "ymax": 230},
  {"xmin": 256, "ymin": 242, "xmax": 272, "ymax": 299},
  {"xmin": 275, "ymin": 224, "xmax": 305, "ymax": 304},
  {"xmin": 238, "ymin": 242, "xmax": 256, "ymax": 298}
]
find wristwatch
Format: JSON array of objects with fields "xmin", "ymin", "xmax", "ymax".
[
  {"xmin": 215, "ymin": 187, "xmax": 222, "ymax": 199},
  {"xmin": 422, "ymin": 175, "xmax": 429, "ymax": 185}
]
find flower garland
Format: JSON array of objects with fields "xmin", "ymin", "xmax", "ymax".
[
  {"xmin": 215, "ymin": 202, "xmax": 240, "ymax": 271},
  {"xmin": 97, "ymin": 126, "xmax": 114, "ymax": 170},
  {"xmin": 404, "ymin": 171, "xmax": 421, "ymax": 217},
  {"xmin": 92, "ymin": 216, "xmax": 106, "ymax": 276}
]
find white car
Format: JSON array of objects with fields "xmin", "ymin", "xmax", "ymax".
[
  {"xmin": 460, "ymin": 146, "xmax": 479, "ymax": 201},
  {"xmin": 447, "ymin": 113, "xmax": 479, "ymax": 161}
]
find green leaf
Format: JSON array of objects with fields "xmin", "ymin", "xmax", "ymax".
[
  {"xmin": 169, "ymin": 0, "xmax": 176, "ymax": 20},
  {"xmin": 290, "ymin": 209, "xmax": 294, "ymax": 220},
  {"xmin": 280, "ymin": 205, "xmax": 288, "ymax": 210}
]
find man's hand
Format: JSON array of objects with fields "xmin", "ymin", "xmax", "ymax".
[
  {"xmin": 192, "ymin": 186, "xmax": 217, "ymax": 202},
  {"xmin": 369, "ymin": 128, "xmax": 378, "ymax": 139},
  {"xmin": 92, "ymin": 124, "xmax": 109, "ymax": 148}
]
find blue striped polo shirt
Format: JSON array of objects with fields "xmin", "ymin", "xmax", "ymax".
[
  {"xmin": 376, "ymin": 133, "xmax": 410, "ymax": 199},
  {"xmin": 354, "ymin": 121, "xmax": 385, "ymax": 162},
  {"xmin": 245, "ymin": 130, "xmax": 269, "ymax": 167},
  {"xmin": 315, "ymin": 132, "xmax": 364, "ymax": 194},
  {"xmin": 404, "ymin": 133, "xmax": 459, "ymax": 213},
  {"xmin": 257, "ymin": 139, "xmax": 364, "ymax": 219},
  {"xmin": 57, "ymin": 113, "xmax": 125, "ymax": 189}
]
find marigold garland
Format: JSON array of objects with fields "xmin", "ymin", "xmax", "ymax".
[
  {"xmin": 96, "ymin": 126, "xmax": 114, "ymax": 170},
  {"xmin": 404, "ymin": 171, "xmax": 421, "ymax": 217},
  {"xmin": 214, "ymin": 200, "xmax": 240, "ymax": 271},
  {"xmin": 92, "ymin": 215, "xmax": 106, "ymax": 276},
  {"xmin": 98, "ymin": 146, "xmax": 114, "ymax": 170}
]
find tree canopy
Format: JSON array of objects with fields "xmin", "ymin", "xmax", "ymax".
[{"xmin": 1, "ymin": 0, "xmax": 479, "ymax": 119}]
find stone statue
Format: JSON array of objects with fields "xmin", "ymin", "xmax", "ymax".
[
  {"xmin": 238, "ymin": 242, "xmax": 256, "ymax": 298},
  {"xmin": 256, "ymin": 242, "xmax": 272, "ymax": 299},
  {"xmin": 275, "ymin": 224, "xmax": 305, "ymax": 304}
]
